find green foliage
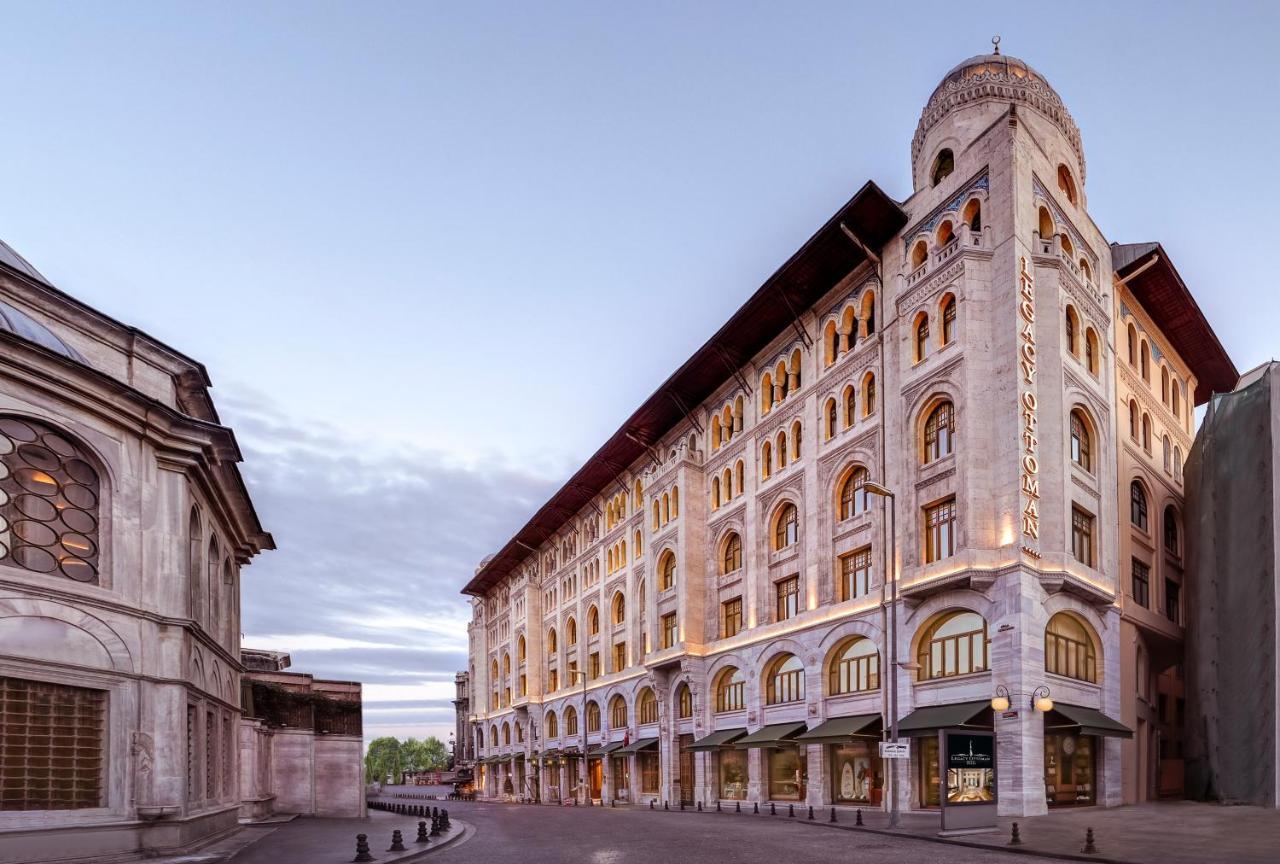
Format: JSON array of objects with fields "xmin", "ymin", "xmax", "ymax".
[{"xmin": 364, "ymin": 735, "xmax": 450, "ymax": 783}]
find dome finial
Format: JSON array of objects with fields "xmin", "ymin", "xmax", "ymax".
[{"xmin": 991, "ymin": 35, "xmax": 1001, "ymax": 55}]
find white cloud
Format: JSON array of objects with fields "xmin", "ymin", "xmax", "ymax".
[{"xmin": 361, "ymin": 681, "xmax": 457, "ymax": 703}]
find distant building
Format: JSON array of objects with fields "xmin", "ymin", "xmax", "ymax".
[
  {"xmin": 239, "ymin": 648, "xmax": 365, "ymax": 819},
  {"xmin": 1184, "ymin": 362, "xmax": 1280, "ymax": 807},
  {"xmin": 454, "ymin": 670, "xmax": 473, "ymax": 766},
  {"xmin": 0, "ymin": 237, "xmax": 273, "ymax": 861}
]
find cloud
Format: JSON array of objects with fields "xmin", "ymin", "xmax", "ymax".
[{"xmin": 223, "ymin": 384, "xmax": 558, "ymax": 744}]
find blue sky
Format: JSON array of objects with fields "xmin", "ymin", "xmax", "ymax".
[{"xmin": 1, "ymin": 2, "xmax": 1276, "ymax": 743}]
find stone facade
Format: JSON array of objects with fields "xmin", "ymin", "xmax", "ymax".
[
  {"xmin": 461, "ymin": 50, "xmax": 1232, "ymax": 818},
  {"xmin": 0, "ymin": 243, "xmax": 273, "ymax": 862}
]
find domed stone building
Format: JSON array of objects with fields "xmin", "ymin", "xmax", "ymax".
[
  {"xmin": 460, "ymin": 47, "xmax": 1233, "ymax": 819},
  {"xmin": 0, "ymin": 237, "xmax": 275, "ymax": 860}
]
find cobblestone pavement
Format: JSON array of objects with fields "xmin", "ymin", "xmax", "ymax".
[{"xmin": 424, "ymin": 799, "xmax": 1080, "ymax": 864}]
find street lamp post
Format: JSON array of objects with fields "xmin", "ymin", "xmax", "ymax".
[
  {"xmin": 863, "ymin": 481, "xmax": 900, "ymax": 829},
  {"xmin": 570, "ymin": 669, "xmax": 588, "ymax": 804}
]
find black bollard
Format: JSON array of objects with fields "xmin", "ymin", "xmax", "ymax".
[
  {"xmin": 429, "ymin": 815, "xmax": 441, "ymax": 837},
  {"xmin": 788, "ymin": 804, "xmax": 795, "ymax": 818},
  {"xmin": 1009, "ymin": 822, "xmax": 1022, "ymax": 846},
  {"xmin": 680, "ymin": 800, "xmax": 685, "ymax": 811},
  {"xmin": 611, "ymin": 799, "xmax": 616, "ymax": 808},
  {"xmin": 664, "ymin": 801, "xmax": 669, "ymax": 810},
  {"xmin": 770, "ymin": 802, "xmax": 776, "ymax": 816},
  {"xmin": 387, "ymin": 830, "xmax": 406, "ymax": 853},
  {"xmin": 352, "ymin": 833, "xmax": 374, "ymax": 863},
  {"xmin": 574, "ymin": 797, "xmax": 580, "ymax": 807},
  {"xmin": 716, "ymin": 801, "xmax": 721, "ymax": 812},
  {"xmin": 697, "ymin": 801, "xmax": 702, "ymax": 811},
  {"xmin": 586, "ymin": 796, "xmax": 592, "ymax": 807},
  {"xmin": 1082, "ymin": 827, "xmax": 1098, "ymax": 854},
  {"xmin": 808, "ymin": 806, "xmax": 814, "ymax": 821},
  {"xmin": 753, "ymin": 802, "xmax": 759, "ymax": 814},
  {"xmin": 829, "ymin": 807, "xmax": 837, "ymax": 823},
  {"xmin": 856, "ymin": 808, "xmax": 863, "ymax": 826},
  {"xmin": 432, "ymin": 806, "xmax": 438, "ymax": 819},
  {"xmin": 443, "ymin": 809, "xmax": 450, "ymax": 829},
  {"xmin": 650, "ymin": 800, "xmax": 655, "ymax": 809},
  {"xmin": 415, "ymin": 821, "xmax": 429, "ymax": 844},
  {"xmin": 735, "ymin": 801, "xmax": 741, "ymax": 813}
]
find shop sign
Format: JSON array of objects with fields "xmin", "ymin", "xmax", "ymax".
[
  {"xmin": 1017, "ymin": 255, "xmax": 1041, "ymax": 555},
  {"xmin": 879, "ymin": 741, "xmax": 911, "ymax": 759},
  {"xmin": 940, "ymin": 731, "xmax": 997, "ymax": 833}
]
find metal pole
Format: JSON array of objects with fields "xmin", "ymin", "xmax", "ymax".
[
  {"xmin": 887, "ymin": 492, "xmax": 900, "ymax": 829},
  {"xmin": 581, "ymin": 671, "xmax": 588, "ymax": 804}
]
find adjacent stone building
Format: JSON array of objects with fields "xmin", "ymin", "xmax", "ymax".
[
  {"xmin": 0, "ymin": 239, "xmax": 273, "ymax": 862},
  {"xmin": 1184, "ymin": 361, "xmax": 1280, "ymax": 807},
  {"xmin": 460, "ymin": 48, "xmax": 1235, "ymax": 818}
]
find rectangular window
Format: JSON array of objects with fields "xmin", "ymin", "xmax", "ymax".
[
  {"xmin": 661, "ymin": 612, "xmax": 678, "ymax": 649},
  {"xmin": 589, "ymin": 652, "xmax": 601, "ymax": 680},
  {"xmin": 924, "ymin": 498, "xmax": 957, "ymax": 563},
  {"xmin": 187, "ymin": 704, "xmax": 197, "ymax": 802},
  {"xmin": 519, "ymin": 673, "xmax": 527, "ymax": 696},
  {"xmin": 1132, "ymin": 559, "xmax": 1150, "ymax": 608},
  {"xmin": 613, "ymin": 642, "xmax": 626, "ymax": 672},
  {"xmin": 222, "ymin": 714, "xmax": 233, "ymax": 798},
  {"xmin": 721, "ymin": 597, "xmax": 743, "ymax": 639},
  {"xmin": 1071, "ymin": 507, "xmax": 1094, "ymax": 567},
  {"xmin": 718, "ymin": 748, "xmax": 749, "ymax": 800},
  {"xmin": 1164, "ymin": 579, "xmax": 1181, "ymax": 624},
  {"xmin": 548, "ymin": 669, "xmax": 558, "ymax": 692},
  {"xmin": 205, "ymin": 709, "xmax": 217, "ymax": 799},
  {"xmin": 775, "ymin": 575, "xmax": 800, "ymax": 622},
  {"xmin": 0, "ymin": 677, "xmax": 106, "ymax": 811},
  {"xmin": 839, "ymin": 547, "xmax": 872, "ymax": 601}
]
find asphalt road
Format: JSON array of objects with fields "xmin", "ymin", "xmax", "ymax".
[{"xmin": 432, "ymin": 800, "xmax": 1079, "ymax": 864}]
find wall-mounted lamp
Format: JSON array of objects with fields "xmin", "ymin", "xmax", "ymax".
[{"xmin": 992, "ymin": 684, "xmax": 1053, "ymax": 713}]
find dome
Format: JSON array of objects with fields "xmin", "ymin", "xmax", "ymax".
[
  {"xmin": 913, "ymin": 50, "xmax": 1084, "ymax": 181},
  {"xmin": 0, "ymin": 298, "xmax": 86, "ymax": 364}
]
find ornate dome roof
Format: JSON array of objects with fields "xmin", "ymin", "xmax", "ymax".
[
  {"xmin": 0, "ymin": 298, "xmax": 86, "ymax": 364},
  {"xmin": 913, "ymin": 50, "xmax": 1084, "ymax": 181}
]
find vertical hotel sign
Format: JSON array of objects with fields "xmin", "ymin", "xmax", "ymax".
[{"xmin": 1017, "ymin": 256, "xmax": 1040, "ymax": 553}]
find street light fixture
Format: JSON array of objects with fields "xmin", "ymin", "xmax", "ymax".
[
  {"xmin": 991, "ymin": 684, "xmax": 1054, "ymax": 713},
  {"xmin": 862, "ymin": 481, "xmax": 900, "ymax": 829}
]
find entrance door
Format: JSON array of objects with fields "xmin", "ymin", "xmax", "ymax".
[
  {"xmin": 677, "ymin": 734, "xmax": 695, "ymax": 805},
  {"xmin": 589, "ymin": 758, "xmax": 603, "ymax": 800},
  {"xmin": 1044, "ymin": 733, "xmax": 1095, "ymax": 806}
]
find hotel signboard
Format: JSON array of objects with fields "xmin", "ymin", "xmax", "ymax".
[
  {"xmin": 940, "ymin": 731, "xmax": 997, "ymax": 832},
  {"xmin": 1017, "ymin": 256, "xmax": 1041, "ymax": 556}
]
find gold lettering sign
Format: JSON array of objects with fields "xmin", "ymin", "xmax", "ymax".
[{"xmin": 1018, "ymin": 257, "xmax": 1040, "ymax": 546}]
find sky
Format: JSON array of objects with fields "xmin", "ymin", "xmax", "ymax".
[{"xmin": 1, "ymin": 2, "xmax": 1277, "ymax": 745}]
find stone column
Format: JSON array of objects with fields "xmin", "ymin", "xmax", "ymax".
[
  {"xmin": 748, "ymin": 748, "xmax": 763, "ymax": 803},
  {"xmin": 806, "ymin": 744, "xmax": 826, "ymax": 807}
]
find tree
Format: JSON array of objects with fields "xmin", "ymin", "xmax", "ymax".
[
  {"xmin": 402, "ymin": 736, "xmax": 449, "ymax": 772},
  {"xmin": 364, "ymin": 736, "xmax": 404, "ymax": 784}
]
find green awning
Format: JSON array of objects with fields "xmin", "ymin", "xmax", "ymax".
[
  {"xmin": 540, "ymin": 749, "xmax": 561, "ymax": 759},
  {"xmin": 688, "ymin": 728, "xmax": 748, "ymax": 751},
  {"xmin": 796, "ymin": 713, "xmax": 882, "ymax": 743},
  {"xmin": 617, "ymin": 736, "xmax": 659, "ymax": 755},
  {"xmin": 1047, "ymin": 704, "xmax": 1133, "ymax": 739},
  {"xmin": 897, "ymin": 701, "xmax": 992, "ymax": 737},
  {"xmin": 599, "ymin": 741, "xmax": 627, "ymax": 755},
  {"xmin": 737, "ymin": 722, "xmax": 808, "ymax": 748}
]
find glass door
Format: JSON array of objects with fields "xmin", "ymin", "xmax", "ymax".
[
  {"xmin": 677, "ymin": 734, "xmax": 695, "ymax": 804},
  {"xmin": 1044, "ymin": 733, "xmax": 1095, "ymax": 806}
]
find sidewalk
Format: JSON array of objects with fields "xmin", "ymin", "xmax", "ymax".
[{"xmin": 807, "ymin": 801, "xmax": 1280, "ymax": 864}]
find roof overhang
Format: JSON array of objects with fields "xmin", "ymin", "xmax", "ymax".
[
  {"xmin": 1112, "ymin": 242, "xmax": 1237, "ymax": 404},
  {"xmin": 463, "ymin": 181, "xmax": 907, "ymax": 596}
]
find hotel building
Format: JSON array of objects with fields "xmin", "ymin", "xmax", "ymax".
[{"xmin": 461, "ymin": 48, "xmax": 1234, "ymax": 817}]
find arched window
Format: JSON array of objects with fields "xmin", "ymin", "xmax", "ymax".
[
  {"xmin": 1173, "ymin": 446, "xmax": 1183, "ymax": 481},
  {"xmin": 790, "ymin": 421, "xmax": 802, "ymax": 461},
  {"xmin": 610, "ymin": 696, "xmax": 627, "ymax": 729},
  {"xmin": 917, "ymin": 611, "xmax": 989, "ymax": 680},
  {"xmin": 914, "ymin": 313, "xmax": 930, "ymax": 363},
  {"xmin": 1164, "ymin": 506, "xmax": 1180, "ymax": 556},
  {"xmin": 721, "ymin": 532, "xmax": 742, "ymax": 574},
  {"xmin": 0, "ymin": 417, "xmax": 102, "ymax": 585},
  {"xmin": 1127, "ymin": 323, "xmax": 1137, "ymax": 366},
  {"xmin": 612, "ymin": 593, "xmax": 625, "ymax": 625},
  {"xmin": 962, "ymin": 198, "xmax": 981, "ymax": 231},
  {"xmin": 586, "ymin": 701, "xmax": 601, "ymax": 733},
  {"xmin": 861, "ymin": 291, "xmax": 876, "ymax": 336},
  {"xmin": 567, "ymin": 617, "xmax": 578, "ymax": 645},
  {"xmin": 936, "ymin": 220, "xmax": 955, "ymax": 249},
  {"xmin": 1057, "ymin": 164, "xmax": 1077, "ymax": 205},
  {"xmin": 828, "ymin": 638, "xmax": 880, "ymax": 695},
  {"xmin": 1140, "ymin": 341, "xmax": 1151, "ymax": 381},
  {"xmin": 637, "ymin": 688, "xmax": 658, "ymax": 725},
  {"xmin": 1070, "ymin": 410, "xmax": 1092, "ymax": 472},
  {"xmin": 545, "ymin": 711, "xmax": 558, "ymax": 739},
  {"xmin": 843, "ymin": 385, "xmax": 856, "ymax": 428},
  {"xmin": 1045, "ymin": 613, "xmax": 1097, "ymax": 683},
  {"xmin": 1085, "ymin": 328, "xmax": 1099, "ymax": 375},
  {"xmin": 941, "ymin": 295, "xmax": 956, "ymax": 345},
  {"xmin": 659, "ymin": 550, "xmax": 676, "ymax": 591},
  {"xmin": 671, "ymin": 486, "xmax": 679, "ymax": 518},
  {"xmin": 761, "ymin": 440, "xmax": 773, "ymax": 479},
  {"xmin": 838, "ymin": 466, "xmax": 870, "ymax": 520},
  {"xmin": 1163, "ymin": 436, "xmax": 1172, "ymax": 473},
  {"xmin": 1130, "ymin": 481, "xmax": 1148, "ymax": 531},
  {"xmin": 188, "ymin": 508, "xmax": 203, "ymax": 619},
  {"xmin": 862, "ymin": 373, "xmax": 876, "ymax": 416},
  {"xmin": 824, "ymin": 398, "xmax": 837, "ymax": 440},
  {"xmin": 823, "ymin": 319, "xmax": 839, "ymax": 367},
  {"xmin": 765, "ymin": 653, "xmax": 804, "ymax": 705},
  {"xmin": 490, "ymin": 723, "xmax": 498, "ymax": 746},
  {"xmin": 910, "ymin": 240, "xmax": 928, "ymax": 270},
  {"xmin": 773, "ymin": 502, "xmax": 798, "ymax": 549},
  {"xmin": 1037, "ymin": 206, "xmax": 1054, "ymax": 242},
  {"xmin": 1161, "ymin": 367, "xmax": 1170, "ymax": 404},
  {"xmin": 502, "ymin": 652, "xmax": 511, "ymax": 678},
  {"xmin": 588, "ymin": 605, "xmax": 600, "ymax": 636},
  {"xmin": 923, "ymin": 401, "xmax": 955, "ymax": 464},
  {"xmin": 930, "ymin": 148, "xmax": 954, "ymax": 186},
  {"xmin": 776, "ymin": 431, "xmax": 788, "ymax": 469},
  {"xmin": 503, "ymin": 722, "xmax": 511, "ymax": 745},
  {"xmin": 760, "ymin": 372, "xmax": 774, "ymax": 415},
  {"xmin": 711, "ymin": 476, "xmax": 721, "ymax": 509},
  {"xmin": 206, "ymin": 535, "xmax": 220, "ymax": 628},
  {"xmin": 734, "ymin": 460, "xmax": 744, "ymax": 494},
  {"xmin": 1141, "ymin": 413, "xmax": 1152, "ymax": 452},
  {"xmin": 676, "ymin": 683, "xmax": 692, "ymax": 719},
  {"xmin": 715, "ymin": 667, "xmax": 746, "ymax": 713},
  {"xmin": 1129, "ymin": 400, "xmax": 1139, "ymax": 440},
  {"xmin": 565, "ymin": 705, "xmax": 578, "ymax": 736},
  {"xmin": 1171, "ymin": 378, "xmax": 1181, "ymax": 418},
  {"xmin": 547, "ymin": 627, "xmax": 557, "ymax": 655},
  {"xmin": 1064, "ymin": 306, "xmax": 1079, "ymax": 356}
]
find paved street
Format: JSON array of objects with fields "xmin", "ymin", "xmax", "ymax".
[{"xmin": 425, "ymin": 800, "xmax": 1080, "ymax": 864}]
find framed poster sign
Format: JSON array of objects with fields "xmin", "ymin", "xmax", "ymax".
[{"xmin": 940, "ymin": 731, "xmax": 997, "ymax": 832}]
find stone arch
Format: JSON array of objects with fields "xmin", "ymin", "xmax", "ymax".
[{"xmin": 0, "ymin": 596, "xmax": 134, "ymax": 672}]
